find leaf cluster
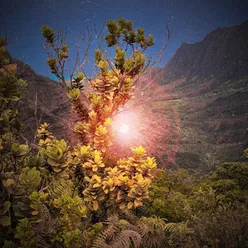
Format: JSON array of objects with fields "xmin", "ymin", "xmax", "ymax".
[{"xmin": 105, "ymin": 18, "xmax": 154, "ymax": 49}]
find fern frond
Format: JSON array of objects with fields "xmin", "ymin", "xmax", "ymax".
[
  {"xmin": 34, "ymin": 204, "xmax": 59, "ymax": 247},
  {"xmin": 138, "ymin": 216, "xmax": 167, "ymax": 231},
  {"xmin": 93, "ymin": 215, "xmax": 141, "ymax": 248},
  {"xmin": 120, "ymin": 209, "xmax": 139, "ymax": 224},
  {"xmin": 93, "ymin": 230, "xmax": 141, "ymax": 248},
  {"xmin": 47, "ymin": 178, "xmax": 74, "ymax": 198},
  {"xmin": 100, "ymin": 215, "xmax": 120, "ymax": 241},
  {"xmin": 36, "ymin": 235, "xmax": 50, "ymax": 248},
  {"xmin": 137, "ymin": 216, "xmax": 167, "ymax": 248},
  {"xmin": 112, "ymin": 230, "xmax": 141, "ymax": 248},
  {"xmin": 163, "ymin": 221, "xmax": 194, "ymax": 235}
]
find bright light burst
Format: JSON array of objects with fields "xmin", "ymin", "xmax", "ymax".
[
  {"xmin": 120, "ymin": 124, "xmax": 129, "ymax": 133},
  {"xmin": 112, "ymin": 111, "xmax": 139, "ymax": 143},
  {"xmin": 110, "ymin": 70, "xmax": 181, "ymax": 169}
]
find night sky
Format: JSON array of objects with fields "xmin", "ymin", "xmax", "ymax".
[{"xmin": 1, "ymin": 0, "xmax": 248, "ymax": 79}]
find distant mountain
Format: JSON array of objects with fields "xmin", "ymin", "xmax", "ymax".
[
  {"xmin": 157, "ymin": 20, "xmax": 248, "ymax": 172},
  {"xmin": 12, "ymin": 21, "xmax": 248, "ymax": 173},
  {"xmin": 162, "ymin": 20, "xmax": 248, "ymax": 83},
  {"xmin": 13, "ymin": 59, "xmax": 70, "ymax": 145}
]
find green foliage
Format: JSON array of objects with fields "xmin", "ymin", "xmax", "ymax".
[
  {"xmin": 213, "ymin": 161, "xmax": 248, "ymax": 190},
  {"xmin": 143, "ymin": 169, "xmax": 194, "ymax": 222},
  {"xmin": 211, "ymin": 162, "xmax": 248, "ymax": 203},
  {"xmin": 29, "ymin": 191, "xmax": 48, "ymax": 216},
  {"xmin": 95, "ymin": 49, "xmax": 103, "ymax": 64},
  {"xmin": 243, "ymin": 148, "xmax": 248, "ymax": 158},
  {"xmin": 2, "ymin": 18, "xmax": 248, "ymax": 248},
  {"xmin": 67, "ymin": 88, "xmax": 81, "ymax": 101},
  {"xmin": 41, "ymin": 25, "xmax": 55, "ymax": 43},
  {"xmin": 0, "ymin": 37, "xmax": 6, "ymax": 47},
  {"xmin": 52, "ymin": 194, "xmax": 86, "ymax": 248},
  {"xmin": 42, "ymin": 25, "xmax": 73, "ymax": 88},
  {"xmin": 105, "ymin": 18, "xmax": 154, "ymax": 49},
  {"xmin": 0, "ymin": 41, "xmax": 27, "ymax": 158},
  {"xmin": 75, "ymin": 71, "xmax": 84, "ymax": 82},
  {"xmin": 11, "ymin": 143, "xmax": 29, "ymax": 157},
  {"xmin": 143, "ymin": 163, "xmax": 248, "ymax": 247},
  {"xmin": 0, "ymin": 201, "xmax": 11, "ymax": 227},
  {"xmin": 18, "ymin": 167, "xmax": 41, "ymax": 193},
  {"xmin": 43, "ymin": 139, "xmax": 68, "ymax": 172},
  {"xmin": 14, "ymin": 218, "xmax": 36, "ymax": 248}
]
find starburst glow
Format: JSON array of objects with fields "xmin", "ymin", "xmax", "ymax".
[
  {"xmin": 111, "ymin": 71, "xmax": 181, "ymax": 169},
  {"xmin": 120, "ymin": 124, "xmax": 129, "ymax": 133},
  {"xmin": 112, "ymin": 111, "xmax": 140, "ymax": 143}
]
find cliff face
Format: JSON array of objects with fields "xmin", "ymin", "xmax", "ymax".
[
  {"xmin": 13, "ymin": 59, "xmax": 71, "ymax": 145},
  {"xmin": 162, "ymin": 21, "xmax": 248, "ymax": 83},
  {"xmin": 158, "ymin": 21, "xmax": 248, "ymax": 172}
]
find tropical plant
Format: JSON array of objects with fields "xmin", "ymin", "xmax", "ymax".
[{"xmin": 0, "ymin": 18, "xmax": 173, "ymax": 248}]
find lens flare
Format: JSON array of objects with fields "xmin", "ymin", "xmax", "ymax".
[
  {"xmin": 112, "ymin": 111, "xmax": 137, "ymax": 142},
  {"xmin": 120, "ymin": 124, "xmax": 129, "ymax": 133},
  {"xmin": 110, "ymin": 70, "xmax": 181, "ymax": 169}
]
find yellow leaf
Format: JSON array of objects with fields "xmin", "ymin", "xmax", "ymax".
[
  {"xmin": 3, "ymin": 179, "xmax": 15, "ymax": 187},
  {"xmin": 92, "ymin": 175, "xmax": 101, "ymax": 183},
  {"xmin": 104, "ymin": 118, "xmax": 112, "ymax": 126},
  {"xmin": 32, "ymin": 210, "xmax": 39, "ymax": 215},
  {"xmin": 52, "ymin": 167, "xmax": 62, "ymax": 172},
  {"xmin": 83, "ymin": 162, "xmax": 92, "ymax": 168},
  {"xmin": 131, "ymin": 146, "xmax": 146, "ymax": 157},
  {"xmin": 117, "ymin": 191, "xmax": 124, "ymax": 201},
  {"xmin": 119, "ymin": 203, "xmax": 126, "ymax": 210},
  {"xmin": 134, "ymin": 199, "xmax": 143, "ymax": 208},
  {"xmin": 98, "ymin": 195, "xmax": 105, "ymax": 201},
  {"xmin": 127, "ymin": 202, "xmax": 133, "ymax": 209},
  {"xmin": 93, "ymin": 151, "xmax": 102, "ymax": 163},
  {"xmin": 93, "ymin": 201, "xmax": 99, "ymax": 211},
  {"xmin": 80, "ymin": 145, "xmax": 91, "ymax": 157},
  {"xmin": 93, "ymin": 183, "xmax": 101, "ymax": 188}
]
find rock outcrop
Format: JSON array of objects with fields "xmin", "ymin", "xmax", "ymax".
[{"xmin": 158, "ymin": 21, "xmax": 248, "ymax": 172}]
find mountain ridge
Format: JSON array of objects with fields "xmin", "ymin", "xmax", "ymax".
[
  {"xmin": 12, "ymin": 20, "xmax": 248, "ymax": 173},
  {"xmin": 156, "ymin": 20, "xmax": 248, "ymax": 172},
  {"xmin": 12, "ymin": 59, "xmax": 71, "ymax": 145},
  {"xmin": 162, "ymin": 20, "xmax": 248, "ymax": 84}
]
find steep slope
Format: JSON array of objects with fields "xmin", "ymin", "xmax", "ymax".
[
  {"xmin": 158, "ymin": 21, "xmax": 248, "ymax": 172},
  {"xmin": 163, "ymin": 20, "xmax": 248, "ymax": 83},
  {"xmin": 13, "ymin": 59, "xmax": 71, "ymax": 145}
]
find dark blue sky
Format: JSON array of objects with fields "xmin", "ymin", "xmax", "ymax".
[{"xmin": 1, "ymin": 0, "xmax": 248, "ymax": 79}]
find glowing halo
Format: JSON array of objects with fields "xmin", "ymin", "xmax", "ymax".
[
  {"xmin": 112, "ymin": 111, "xmax": 137, "ymax": 142},
  {"xmin": 120, "ymin": 124, "xmax": 129, "ymax": 133},
  {"xmin": 109, "ymin": 71, "xmax": 181, "ymax": 169}
]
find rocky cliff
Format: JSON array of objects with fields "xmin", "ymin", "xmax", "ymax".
[
  {"xmin": 162, "ymin": 20, "xmax": 248, "ymax": 83},
  {"xmin": 158, "ymin": 21, "xmax": 248, "ymax": 172},
  {"xmin": 13, "ymin": 59, "xmax": 71, "ymax": 145}
]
